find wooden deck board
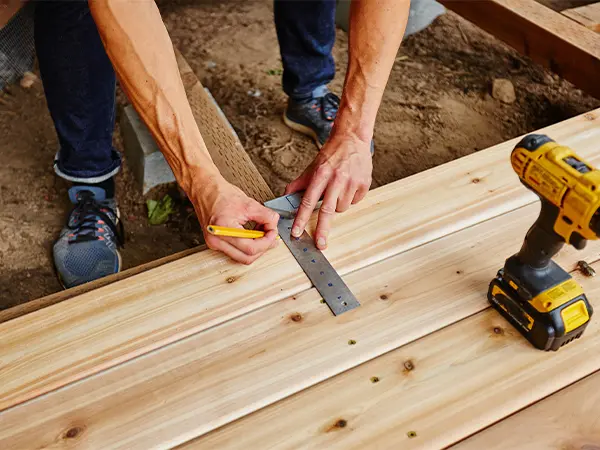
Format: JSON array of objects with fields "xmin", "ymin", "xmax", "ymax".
[
  {"xmin": 4, "ymin": 110, "xmax": 598, "ymax": 412},
  {"xmin": 441, "ymin": 0, "xmax": 600, "ymax": 98},
  {"xmin": 4, "ymin": 205, "xmax": 600, "ymax": 448},
  {"xmin": 562, "ymin": 2, "xmax": 600, "ymax": 33},
  {"xmin": 454, "ymin": 370, "xmax": 600, "ymax": 449},
  {"xmin": 194, "ymin": 261, "xmax": 600, "ymax": 449},
  {"xmin": 0, "ymin": 111, "xmax": 598, "ymax": 447}
]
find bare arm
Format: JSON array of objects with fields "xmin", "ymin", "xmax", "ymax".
[
  {"xmin": 89, "ymin": 0, "xmax": 279, "ymax": 264},
  {"xmin": 288, "ymin": 0, "xmax": 409, "ymax": 249}
]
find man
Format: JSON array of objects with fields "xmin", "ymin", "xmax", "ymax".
[{"xmin": 25, "ymin": 0, "xmax": 408, "ymax": 288}]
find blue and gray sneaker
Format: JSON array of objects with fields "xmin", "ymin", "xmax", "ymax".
[
  {"xmin": 53, "ymin": 186, "xmax": 124, "ymax": 289},
  {"xmin": 283, "ymin": 89, "xmax": 374, "ymax": 154}
]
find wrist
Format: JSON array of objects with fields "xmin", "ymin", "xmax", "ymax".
[
  {"xmin": 179, "ymin": 166, "xmax": 225, "ymax": 204},
  {"xmin": 333, "ymin": 100, "xmax": 375, "ymax": 144}
]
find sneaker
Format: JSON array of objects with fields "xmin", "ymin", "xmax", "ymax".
[
  {"xmin": 53, "ymin": 185, "xmax": 124, "ymax": 289},
  {"xmin": 283, "ymin": 90, "xmax": 375, "ymax": 153}
]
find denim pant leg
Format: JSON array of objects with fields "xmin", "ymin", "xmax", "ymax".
[
  {"xmin": 274, "ymin": 0, "xmax": 337, "ymax": 101},
  {"xmin": 35, "ymin": 1, "xmax": 121, "ymax": 183}
]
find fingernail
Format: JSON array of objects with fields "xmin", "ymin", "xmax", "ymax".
[
  {"xmin": 292, "ymin": 226, "xmax": 301, "ymax": 237},
  {"xmin": 317, "ymin": 237, "xmax": 327, "ymax": 248}
]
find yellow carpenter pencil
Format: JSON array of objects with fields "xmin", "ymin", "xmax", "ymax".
[{"xmin": 207, "ymin": 225, "xmax": 280, "ymax": 240}]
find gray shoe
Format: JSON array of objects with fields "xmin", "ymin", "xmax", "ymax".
[
  {"xmin": 284, "ymin": 90, "xmax": 374, "ymax": 154},
  {"xmin": 53, "ymin": 185, "xmax": 124, "ymax": 289}
]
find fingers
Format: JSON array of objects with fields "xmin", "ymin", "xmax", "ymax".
[
  {"xmin": 285, "ymin": 168, "xmax": 311, "ymax": 195},
  {"xmin": 220, "ymin": 229, "xmax": 278, "ymax": 260},
  {"xmin": 246, "ymin": 204, "xmax": 280, "ymax": 232},
  {"xmin": 353, "ymin": 182, "xmax": 370, "ymax": 204},
  {"xmin": 314, "ymin": 177, "xmax": 345, "ymax": 250},
  {"xmin": 337, "ymin": 180, "xmax": 358, "ymax": 213},
  {"xmin": 291, "ymin": 165, "xmax": 331, "ymax": 238},
  {"xmin": 206, "ymin": 229, "xmax": 279, "ymax": 265}
]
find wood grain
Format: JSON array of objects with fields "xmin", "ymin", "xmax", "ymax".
[
  {"xmin": 175, "ymin": 50, "xmax": 274, "ymax": 203},
  {"xmin": 0, "ymin": 246, "xmax": 205, "ymax": 324},
  {"xmin": 563, "ymin": 2, "xmax": 600, "ymax": 33},
  {"xmin": 195, "ymin": 261, "xmax": 600, "ymax": 449},
  {"xmin": 0, "ymin": 110, "xmax": 597, "ymax": 416},
  {"xmin": 1, "ymin": 205, "xmax": 599, "ymax": 448},
  {"xmin": 441, "ymin": 0, "xmax": 600, "ymax": 98},
  {"xmin": 454, "ymin": 370, "xmax": 600, "ymax": 449}
]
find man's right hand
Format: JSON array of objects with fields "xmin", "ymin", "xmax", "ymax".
[{"xmin": 192, "ymin": 176, "xmax": 280, "ymax": 265}]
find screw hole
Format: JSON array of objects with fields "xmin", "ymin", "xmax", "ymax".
[
  {"xmin": 342, "ymin": 301, "xmax": 348, "ymax": 306},
  {"xmin": 311, "ymin": 259, "xmax": 316, "ymax": 263},
  {"xmin": 348, "ymin": 339, "xmax": 357, "ymax": 345},
  {"xmin": 407, "ymin": 431, "xmax": 417, "ymax": 439},
  {"xmin": 328, "ymin": 282, "xmax": 333, "ymax": 287},
  {"xmin": 320, "ymin": 271, "xmax": 325, "ymax": 275},
  {"xmin": 303, "ymin": 248, "xmax": 308, "ymax": 252},
  {"xmin": 371, "ymin": 376, "xmax": 380, "ymax": 383}
]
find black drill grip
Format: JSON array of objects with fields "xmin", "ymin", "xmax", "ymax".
[{"xmin": 517, "ymin": 200, "xmax": 565, "ymax": 269}]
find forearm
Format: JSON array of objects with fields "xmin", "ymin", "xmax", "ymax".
[
  {"xmin": 336, "ymin": 0, "xmax": 409, "ymax": 142},
  {"xmin": 88, "ymin": 0, "xmax": 222, "ymax": 196}
]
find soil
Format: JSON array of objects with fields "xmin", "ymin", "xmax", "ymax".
[{"xmin": 0, "ymin": 0, "xmax": 598, "ymax": 309}]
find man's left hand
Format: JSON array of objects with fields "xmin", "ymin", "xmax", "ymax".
[{"xmin": 285, "ymin": 132, "xmax": 372, "ymax": 250}]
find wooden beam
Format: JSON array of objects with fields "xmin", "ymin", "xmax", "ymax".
[
  {"xmin": 2, "ymin": 205, "xmax": 599, "ymax": 448},
  {"xmin": 563, "ymin": 2, "xmax": 600, "ymax": 33},
  {"xmin": 0, "ymin": 109, "xmax": 598, "ymax": 413},
  {"xmin": 441, "ymin": 0, "xmax": 600, "ymax": 98},
  {"xmin": 454, "ymin": 370, "xmax": 600, "ymax": 449},
  {"xmin": 0, "ymin": 50, "xmax": 272, "ymax": 324},
  {"xmin": 194, "ymin": 261, "xmax": 600, "ymax": 449},
  {"xmin": 175, "ymin": 50, "xmax": 274, "ymax": 203}
]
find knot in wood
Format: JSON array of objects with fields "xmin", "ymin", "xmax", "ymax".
[
  {"xmin": 379, "ymin": 294, "xmax": 389, "ymax": 300},
  {"xmin": 493, "ymin": 327, "xmax": 504, "ymax": 335},
  {"xmin": 472, "ymin": 177, "xmax": 481, "ymax": 184},
  {"xmin": 290, "ymin": 313, "xmax": 303, "ymax": 323},
  {"xmin": 335, "ymin": 419, "xmax": 347, "ymax": 428},
  {"xmin": 404, "ymin": 360, "xmax": 415, "ymax": 371},
  {"xmin": 226, "ymin": 276, "xmax": 237, "ymax": 284},
  {"xmin": 64, "ymin": 427, "xmax": 83, "ymax": 439}
]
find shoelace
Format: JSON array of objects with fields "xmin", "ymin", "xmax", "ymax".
[
  {"xmin": 68, "ymin": 191, "xmax": 124, "ymax": 246},
  {"xmin": 312, "ymin": 92, "xmax": 340, "ymax": 122}
]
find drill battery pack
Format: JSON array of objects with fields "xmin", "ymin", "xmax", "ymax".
[{"xmin": 488, "ymin": 257, "xmax": 593, "ymax": 351}]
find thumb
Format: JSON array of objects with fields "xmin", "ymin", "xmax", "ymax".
[
  {"xmin": 247, "ymin": 203, "xmax": 280, "ymax": 231},
  {"xmin": 285, "ymin": 170, "xmax": 311, "ymax": 195}
]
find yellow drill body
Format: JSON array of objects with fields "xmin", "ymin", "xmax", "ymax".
[{"xmin": 488, "ymin": 134, "xmax": 599, "ymax": 350}]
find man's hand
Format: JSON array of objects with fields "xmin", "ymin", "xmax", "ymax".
[
  {"xmin": 193, "ymin": 176, "xmax": 280, "ymax": 265},
  {"xmin": 285, "ymin": 132, "xmax": 372, "ymax": 250}
]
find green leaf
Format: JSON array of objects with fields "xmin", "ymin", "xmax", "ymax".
[{"xmin": 147, "ymin": 195, "xmax": 176, "ymax": 225}]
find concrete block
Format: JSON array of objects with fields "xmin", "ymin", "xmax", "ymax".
[
  {"xmin": 335, "ymin": 0, "xmax": 445, "ymax": 37},
  {"xmin": 120, "ymin": 105, "xmax": 176, "ymax": 194}
]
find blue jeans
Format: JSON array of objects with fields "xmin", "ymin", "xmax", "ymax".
[
  {"xmin": 36, "ymin": 1, "xmax": 336, "ymax": 181},
  {"xmin": 35, "ymin": 1, "xmax": 120, "ymax": 183},
  {"xmin": 274, "ymin": 0, "xmax": 337, "ymax": 102}
]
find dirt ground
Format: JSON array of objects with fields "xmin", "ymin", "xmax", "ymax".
[{"xmin": 0, "ymin": 0, "xmax": 598, "ymax": 308}]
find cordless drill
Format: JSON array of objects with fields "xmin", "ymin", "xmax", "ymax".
[{"xmin": 488, "ymin": 134, "xmax": 600, "ymax": 351}]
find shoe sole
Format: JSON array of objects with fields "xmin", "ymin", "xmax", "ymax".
[{"xmin": 283, "ymin": 112, "xmax": 323, "ymax": 150}]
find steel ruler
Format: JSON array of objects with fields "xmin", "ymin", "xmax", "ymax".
[{"xmin": 265, "ymin": 193, "xmax": 360, "ymax": 316}]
